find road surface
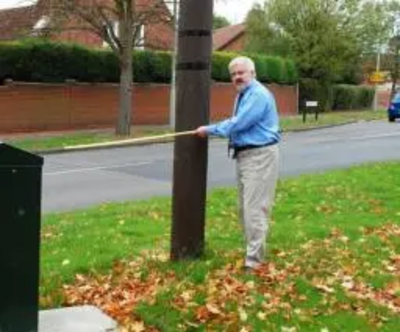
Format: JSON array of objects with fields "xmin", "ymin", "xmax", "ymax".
[{"xmin": 42, "ymin": 120, "xmax": 400, "ymax": 213}]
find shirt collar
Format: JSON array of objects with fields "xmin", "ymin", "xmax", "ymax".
[{"xmin": 240, "ymin": 79, "xmax": 256, "ymax": 95}]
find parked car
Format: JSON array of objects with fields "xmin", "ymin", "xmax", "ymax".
[{"xmin": 388, "ymin": 92, "xmax": 400, "ymax": 122}]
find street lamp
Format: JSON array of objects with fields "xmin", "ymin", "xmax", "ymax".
[{"xmin": 372, "ymin": 47, "xmax": 381, "ymax": 111}]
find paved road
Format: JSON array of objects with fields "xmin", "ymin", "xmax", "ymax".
[{"xmin": 42, "ymin": 121, "xmax": 400, "ymax": 213}]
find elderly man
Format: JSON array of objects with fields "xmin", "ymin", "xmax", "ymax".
[{"xmin": 195, "ymin": 56, "xmax": 280, "ymax": 270}]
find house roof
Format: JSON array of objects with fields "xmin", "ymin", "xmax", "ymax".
[
  {"xmin": 0, "ymin": 0, "xmax": 173, "ymax": 46},
  {"xmin": 0, "ymin": 5, "xmax": 43, "ymax": 41},
  {"xmin": 213, "ymin": 23, "xmax": 246, "ymax": 51},
  {"xmin": 0, "ymin": 1, "xmax": 241, "ymax": 51}
]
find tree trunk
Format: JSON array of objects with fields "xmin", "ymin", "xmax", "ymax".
[{"xmin": 116, "ymin": 25, "xmax": 134, "ymax": 136}]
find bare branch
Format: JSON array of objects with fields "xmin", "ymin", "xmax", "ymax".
[{"xmin": 49, "ymin": 0, "xmax": 173, "ymax": 55}]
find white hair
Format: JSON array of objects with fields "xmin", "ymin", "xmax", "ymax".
[{"xmin": 228, "ymin": 56, "xmax": 256, "ymax": 75}]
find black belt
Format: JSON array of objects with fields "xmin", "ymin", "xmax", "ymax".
[{"xmin": 231, "ymin": 141, "xmax": 277, "ymax": 158}]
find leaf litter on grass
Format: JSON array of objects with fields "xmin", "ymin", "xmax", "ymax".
[
  {"xmin": 60, "ymin": 220, "xmax": 400, "ymax": 331},
  {"xmin": 47, "ymin": 162, "xmax": 400, "ymax": 330}
]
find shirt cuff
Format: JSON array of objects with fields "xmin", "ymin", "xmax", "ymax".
[{"xmin": 205, "ymin": 124, "xmax": 217, "ymax": 135}]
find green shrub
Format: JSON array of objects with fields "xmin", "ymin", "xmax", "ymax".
[
  {"xmin": 0, "ymin": 42, "xmax": 21, "ymax": 81},
  {"xmin": 133, "ymin": 50, "xmax": 155, "ymax": 82},
  {"xmin": 332, "ymin": 85, "xmax": 355, "ymax": 109},
  {"xmin": 355, "ymin": 86, "xmax": 375, "ymax": 109},
  {"xmin": 95, "ymin": 50, "xmax": 119, "ymax": 82},
  {"xmin": 300, "ymin": 81, "xmax": 374, "ymax": 112},
  {"xmin": 251, "ymin": 54, "xmax": 269, "ymax": 82},
  {"xmin": 240, "ymin": 53, "xmax": 298, "ymax": 85},
  {"xmin": 152, "ymin": 51, "xmax": 172, "ymax": 83},
  {"xmin": 264, "ymin": 56, "xmax": 284, "ymax": 83},
  {"xmin": 299, "ymin": 78, "xmax": 332, "ymax": 112},
  {"xmin": 0, "ymin": 40, "xmax": 118, "ymax": 83},
  {"xmin": 285, "ymin": 59, "xmax": 298, "ymax": 84},
  {"xmin": 332, "ymin": 85, "xmax": 374, "ymax": 110},
  {"xmin": 0, "ymin": 41, "xmax": 298, "ymax": 85},
  {"xmin": 211, "ymin": 52, "xmax": 236, "ymax": 82}
]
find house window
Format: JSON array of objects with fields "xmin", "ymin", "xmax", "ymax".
[
  {"xmin": 102, "ymin": 21, "xmax": 119, "ymax": 48},
  {"xmin": 134, "ymin": 25, "xmax": 145, "ymax": 50},
  {"xmin": 101, "ymin": 22, "xmax": 145, "ymax": 50},
  {"xmin": 32, "ymin": 15, "xmax": 51, "ymax": 36}
]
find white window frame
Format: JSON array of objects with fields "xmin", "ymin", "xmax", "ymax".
[
  {"xmin": 134, "ymin": 24, "xmax": 145, "ymax": 50},
  {"xmin": 32, "ymin": 15, "xmax": 51, "ymax": 35},
  {"xmin": 102, "ymin": 21, "xmax": 119, "ymax": 48}
]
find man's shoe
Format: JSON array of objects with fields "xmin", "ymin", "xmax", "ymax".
[{"xmin": 242, "ymin": 266, "xmax": 253, "ymax": 273}]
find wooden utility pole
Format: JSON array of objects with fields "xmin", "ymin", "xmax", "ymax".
[{"xmin": 170, "ymin": 0, "xmax": 213, "ymax": 260}]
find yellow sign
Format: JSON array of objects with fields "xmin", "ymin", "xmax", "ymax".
[{"xmin": 369, "ymin": 71, "xmax": 385, "ymax": 83}]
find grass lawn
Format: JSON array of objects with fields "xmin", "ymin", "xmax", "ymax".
[
  {"xmin": 5, "ymin": 109, "xmax": 387, "ymax": 152},
  {"xmin": 40, "ymin": 161, "xmax": 400, "ymax": 331},
  {"xmin": 280, "ymin": 109, "xmax": 386, "ymax": 131}
]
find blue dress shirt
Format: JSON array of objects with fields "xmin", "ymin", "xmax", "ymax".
[{"xmin": 205, "ymin": 79, "xmax": 280, "ymax": 148}]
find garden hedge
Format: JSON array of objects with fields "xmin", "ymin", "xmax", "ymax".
[
  {"xmin": 0, "ymin": 40, "xmax": 298, "ymax": 85},
  {"xmin": 299, "ymin": 79, "xmax": 374, "ymax": 112}
]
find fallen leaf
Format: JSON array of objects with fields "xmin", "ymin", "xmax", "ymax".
[
  {"xmin": 206, "ymin": 303, "xmax": 222, "ymax": 315},
  {"xmin": 62, "ymin": 259, "xmax": 70, "ymax": 266},
  {"xmin": 314, "ymin": 284, "xmax": 335, "ymax": 294},
  {"xmin": 281, "ymin": 326, "xmax": 296, "ymax": 332},
  {"xmin": 126, "ymin": 321, "xmax": 145, "ymax": 332},
  {"xmin": 238, "ymin": 308, "xmax": 248, "ymax": 322},
  {"xmin": 257, "ymin": 311, "xmax": 267, "ymax": 320}
]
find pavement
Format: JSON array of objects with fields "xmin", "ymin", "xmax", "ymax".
[{"xmin": 39, "ymin": 306, "xmax": 118, "ymax": 332}]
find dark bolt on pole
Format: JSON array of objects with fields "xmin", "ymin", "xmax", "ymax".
[{"xmin": 170, "ymin": 0, "xmax": 213, "ymax": 260}]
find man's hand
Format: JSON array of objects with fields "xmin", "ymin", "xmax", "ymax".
[{"xmin": 195, "ymin": 126, "xmax": 208, "ymax": 138}]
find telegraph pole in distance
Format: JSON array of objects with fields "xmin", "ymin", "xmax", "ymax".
[
  {"xmin": 170, "ymin": 0, "xmax": 213, "ymax": 260},
  {"xmin": 169, "ymin": 0, "xmax": 179, "ymax": 129}
]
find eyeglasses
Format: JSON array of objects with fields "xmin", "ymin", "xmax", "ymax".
[{"xmin": 230, "ymin": 70, "xmax": 246, "ymax": 77}]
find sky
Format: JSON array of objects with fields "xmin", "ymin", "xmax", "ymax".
[{"xmin": 0, "ymin": 0, "xmax": 263, "ymax": 24}]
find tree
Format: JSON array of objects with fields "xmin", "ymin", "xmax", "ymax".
[
  {"xmin": 245, "ymin": 3, "xmax": 291, "ymax": 56},
  {"xmin": 51, "ymin": 0, "xmax": 173, "ymax": 136},
  {"xmin": 264, "ymin": 0, "xmax": 363, "ymax": 81},
  {"xmin": 213, "ymin": 14, "xmax": 230, "ymax": 29},
  {"xmin": 346, "ymin": 0, "xmax": 400, "ymax": 85},
  {"xmin": 352, "ymin": 1, "xmax": 399, "ymax": 55},
  {"xmin": 44, "ymin": 0, "xmax": 236, "ymax": 135},
  {"xmin": 245, "ymin": 0, "xmax": 400, "ymax": 96}
]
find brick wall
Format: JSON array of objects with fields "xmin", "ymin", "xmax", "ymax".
[
  {"xmin": 54, "ymin": 26, "xmax": 103, "ymax": 48},
  {"xmin": 0, "ymin": 82, "xmax": 298, "ymax": 133}
]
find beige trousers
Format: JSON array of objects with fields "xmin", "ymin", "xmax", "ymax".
[{"xmin": 236, "ymin": 144, "xmax": 279, "ymax": 268}]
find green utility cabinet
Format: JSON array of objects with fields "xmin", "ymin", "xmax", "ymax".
[{"xmin": 0, "ymin": 143, "xmax": 43, "ymax": 332}]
